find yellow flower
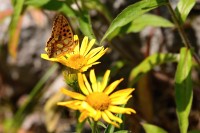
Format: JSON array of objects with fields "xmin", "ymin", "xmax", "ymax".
[
  {"xmin": 41, "ymin": 35, "xmax": 108, "ymax": 72},
  {"xmin": 57, "ymin": 69, "xmax": 136, "ymax": 127}
]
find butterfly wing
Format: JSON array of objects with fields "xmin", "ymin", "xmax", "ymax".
[{"xmin": 46, "ymin": 14, "xmax": 75, "ymax": 58}]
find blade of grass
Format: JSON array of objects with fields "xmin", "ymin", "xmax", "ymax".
[{"xmin": 8, "ymin": 0, "xmax": 25, "ymax": 58}]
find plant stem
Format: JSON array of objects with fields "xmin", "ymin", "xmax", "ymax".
[
  {"xmin": 167, "ymin": 1, "xmax": 200, "ymax": 66},
  {"xmin": 92, "ymin": 120, "xmax": 98, "ymax": 133}
]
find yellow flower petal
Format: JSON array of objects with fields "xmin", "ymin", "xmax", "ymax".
[
  {"xmin": 82, "ymin": 74, "xmax": 92, "ymax": 93},
  {"xmin": 93, "ymin": 110, "xmax": 101, "ymax": 121},
  {"xmin": 104, "ymin": 110, "xmax": 122, "ymax": 123},
  {"xmin": 74, "ymin": 35, "xmax": 79, "ymax": 47},
  {"xmin": 57, "ymin": 58, "xmax": 72, "ymax": 66},
  {"xmin": 57, "ymin": 100, "xmax": 82, "ymax": 110},
  {"xmin": 90, "ymin": 69, "xmax": 98, "ymax": 92},
  {"xmin": 102, "ymin": 112, "xmax": 119, "ymax": 128},
  {"xmin": 100, "ymin": 70, "xmax": 110, "ymax": 92},
  {"xmin": 60, "ymin": 88, "xmax": 86, "ymax": 100},
  {"xmin": 109, "ymin": 88, "xmax": 134, "ymax": 99},
  {"xmin": 111, "ymin": 95, "xmax": 132, "ymax": 105},
  {"xmin": 84, "ymin": 39, "xmax": 95, "ymax": 56},
  {"xmin": 87, "ymin": 48, "xmax": 108, "ymax": 65},
  {"xmin": 85, "ymin": 47, "xmax": 104, "ymax": 58},
  {"xmin": 72, "ymin": 35, "xmax": 80, "ymax": 54},
  {"xmin": 80, "ymin": 36, "xmax": 88, "ymax": 55},
  {"xmin": 41, "ymin": 54, "xmax": 58, "ymax": 62},
  {"xmin": 78, "ymin": 73, "xmax": 90, "ymax": 95},
  {"xmin": 108, "ymin": 105, "xmax": 136, "ymax": 114},
  {"xmin": 81, "ymin": 62, "xmax": 100, "ymax": 72},
  {"xmin": 79, "ymin": 111, "xmax": 89, "ymax": 122},
  {"xmin": 81, "ymin": 101, "xmax": 97, "ymax": 116},
  {"xmin": 104, "ymin": 78, "xmax": 124, "ymax": 95}
]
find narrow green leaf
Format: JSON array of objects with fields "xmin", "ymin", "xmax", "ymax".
[
  {"xmin": 175, "ymin": 47, "xmax": 193, "ymax": 133},
  {"xmin": 8, "ymin": 0, "xmax": 25, "ymax": 58},
  {"xmin": 97, "ymin": 121, "xmax": 107, "ymax": 129},
  {"xmin": 175, "ymin": 0, "xmax": 196, "ymax": 24},
  {"xmin": 100, "ymin": 0, "xmax": 168, "ymax": 43},
  {"xmin": 78, "ymin": 10, "xmax": 97, "ymax": 41},
  {"xmin": 142, "ymin": 123, "xmax": 168, "ymax": 133},
  {"xmin": 108, "ymin": 13, "xmax": 174, "ymax": 40},
  {"xmin": 129, "ymin": 53, "xmax": 178, "ymax": 87}
]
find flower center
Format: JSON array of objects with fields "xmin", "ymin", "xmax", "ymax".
[
  {"xmin": 86, "ymin": 92, "xmax": 110, "ymax": 111},
  {"xmin": 67, "ymin": 54, "xmax": 87, "ymax": 70}
]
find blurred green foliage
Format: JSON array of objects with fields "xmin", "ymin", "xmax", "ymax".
[{"xmin": 2, "ymin": 0, "xmax": 199, "ymax": 132}]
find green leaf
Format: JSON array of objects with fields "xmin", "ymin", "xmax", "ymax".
[
  {"xmin": 124, "ymin": 14, "xmax": 174, "ymax": 33},
  {"xmin": 97, "ymin": 121, "xmax": 107, "ymax": 129},
  {"xmin": 77, "ymin": 10, "xmax": 97, "ymax": 41},
  {"xmin": 142, "ymin": 123, "xmax": 168, "ymax": 133},
  {"xmin": 25, "ymin": 0, "xmax": 76, "ymax": 17},
  {"xmin": 175, "ymin": 47, "xmax": 193, "ymax": 133},
  {"xmin": 129, "ymin": 53, "xmax": 178, "ymax": 87},
  {"xmin": 100, "ymin": 0, "xmax": 168, "ymax": 43},
  {"xmin": 8, "ymin": 0, "xmax": 25, "ymax": 58},
  {"xmin": 108, "ymin": 13, "xmax": 174, "ymax": 40},
  {"xmin": 175, "ymin": 0, "xmax": 196, "ymax": 24}
]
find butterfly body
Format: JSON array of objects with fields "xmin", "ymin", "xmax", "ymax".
[{"xmin": 46, "ymin": 14, "xmax": 76, "ymax": 58}]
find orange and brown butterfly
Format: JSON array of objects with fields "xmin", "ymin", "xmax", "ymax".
[{"xmin": 46, "ymin": 14, "xmax": 78, "ymax": 58}]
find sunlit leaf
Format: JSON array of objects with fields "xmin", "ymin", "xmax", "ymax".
[
  {"xmin": 77, "ymin": 10, "xmax": 97, "ymax": 41},
  {"xmin": 108, "ymin": 13, "xmax": 174, "ymax": 40},
  {"xmin": 175, "ymin": 47, "xmax": 193, "ymax": 133},
  {"xmin": 100, "ymin": 0, "xmax": 168, "ymax": 43},
  {"xmin": 142, "ymin": 123, "xmax": 168, "ymax": 133},
  {"xmin": 175, "ymin": 0, "xmax": 196, "ymax": 24},
  {"xmin": 129, "ymin": 53, "xmax": 178, "ymax": 87}
]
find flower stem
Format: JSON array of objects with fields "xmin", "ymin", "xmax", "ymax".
[
  {"xmin": 92, "ymin": 120, "xmax": 98, "ymax": 133},
  {"xmin": 167, "ymin": 1, "xmax": 200, "ymax": 66}
]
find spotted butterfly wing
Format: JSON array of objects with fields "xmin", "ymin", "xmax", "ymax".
[{"xmin": 46, "ymin": 14, "xmax": 77, "ymax": 58}]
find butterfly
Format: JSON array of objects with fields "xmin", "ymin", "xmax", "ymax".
[{"xmin": 46, "ymin": 14, "xmax": 78, "ymax": 58}]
